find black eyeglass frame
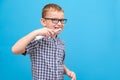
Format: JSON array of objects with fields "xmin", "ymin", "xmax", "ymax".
[{"xmin": 44, "ymin": 18, "xmax": 67, "ymax": 24}]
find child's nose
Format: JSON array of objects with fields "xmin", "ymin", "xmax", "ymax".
[{"xmin": 57, "ymin": 21, "xmax": 62, "ymax": 25}]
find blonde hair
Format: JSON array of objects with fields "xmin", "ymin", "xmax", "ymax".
[{"xmin": 42, "ymin": 3, "xmax": 64, "ymax": 18}]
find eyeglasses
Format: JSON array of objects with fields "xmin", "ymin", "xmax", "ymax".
[{"xmin": 44, "ymin": 18, "xmax": 67, "ymax": 24}]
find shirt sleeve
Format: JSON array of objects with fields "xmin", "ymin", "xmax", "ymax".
[{"xmin": 22, "ymin": 39, "xmax": 38, "ymax": 55}]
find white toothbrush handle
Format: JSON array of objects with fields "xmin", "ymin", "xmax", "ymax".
[{"xmin": 35, "ymin": 36, "xmax": 44, "ymax": 40}]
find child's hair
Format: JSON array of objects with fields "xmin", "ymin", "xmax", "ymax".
[{"xmin": 42, "ymin": 3, "xmax": 64, "ymax": 18}]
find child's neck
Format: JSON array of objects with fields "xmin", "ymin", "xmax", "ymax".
[{"xmin": 53, "ymin": 34, "xmax": 57, "ymax": 38}]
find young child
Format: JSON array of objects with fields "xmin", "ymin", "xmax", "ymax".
[{"xmin": 12, "ymin": 3, "xmax": 76, "ymax": 80}]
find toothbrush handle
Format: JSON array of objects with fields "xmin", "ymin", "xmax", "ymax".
[{"xmin": 35, "ymin": 36, "xmax": 44, "ymax": 40}]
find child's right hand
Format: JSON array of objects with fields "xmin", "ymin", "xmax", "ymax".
[
  {"xmin": 35, "ymin": 28, "xmax": 62, "ymax": 38},
  {"xmin": 35, "ymin": 28, "xmax": 55, "ymax": 38}
]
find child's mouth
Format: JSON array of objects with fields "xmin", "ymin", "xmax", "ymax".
[{"xmin": 54, "ymin": 28, "xmax": 62, "ymax": 34}]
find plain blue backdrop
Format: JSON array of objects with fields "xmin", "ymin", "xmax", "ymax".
[{"xmin": 0, "ymin": 0, "xmax": 120, "ymax": 80}]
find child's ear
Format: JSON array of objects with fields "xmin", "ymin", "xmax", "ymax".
[{"xmin": 40, "ymin": 18, "xmax": 46, "ymax": 26}]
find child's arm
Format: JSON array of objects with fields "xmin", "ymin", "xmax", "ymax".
[
  {"xmin": 12, "ymin": 28, "xmax": 54, "ymax": 54},
  {"xmin": 63, "ymin": 65, "xmax": 76, "ymax": 80}
]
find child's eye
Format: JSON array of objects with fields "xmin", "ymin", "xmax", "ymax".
[
  {"xmin": 52, "ymin": 19, "xmax": 58, "ymax": 21},
  {"xmin": 60, "ymin": 19, "xmax": 64, "ymax": 21}
]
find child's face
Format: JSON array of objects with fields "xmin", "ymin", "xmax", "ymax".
[{"xmin": 42, "ymin": 11, "xmax": 65, "ymax": 34}]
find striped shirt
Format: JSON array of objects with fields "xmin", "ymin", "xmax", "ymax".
[{"xmin": 24, "ymin": 37, "xmax": 65, "ymax": 80}]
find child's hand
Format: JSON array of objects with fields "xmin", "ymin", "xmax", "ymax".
[
  {"xmin": 35, "ymin": 28, "xmax": 55, "ymax": 38},
  {"xmin": 66, "ymin": 70, "xmax": 76, "ymax": 80},
  {"xmin": 35, "ymin": 28, "xmax": 62, "ymax": 38}
]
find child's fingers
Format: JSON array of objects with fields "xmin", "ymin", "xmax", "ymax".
[
  {"xmin": 41, "ymin": 28, "xmax": 54, "ymax": 38},
  {"xmin": 72, "ymin": 75, "xmax": 76, "ymax": 80},
  {"xmin": 71, "ymin": 72, "xmax": 76, "ymax": 80}
]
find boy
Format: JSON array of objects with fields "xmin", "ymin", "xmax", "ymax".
[{"xmin": 12, "ymin": 3, "xmax": 76, "ymax": 80}]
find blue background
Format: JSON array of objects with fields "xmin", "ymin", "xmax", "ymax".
[{"xmin": 0, "ymin": 0, "xmax": 120, "ymax": 80}]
